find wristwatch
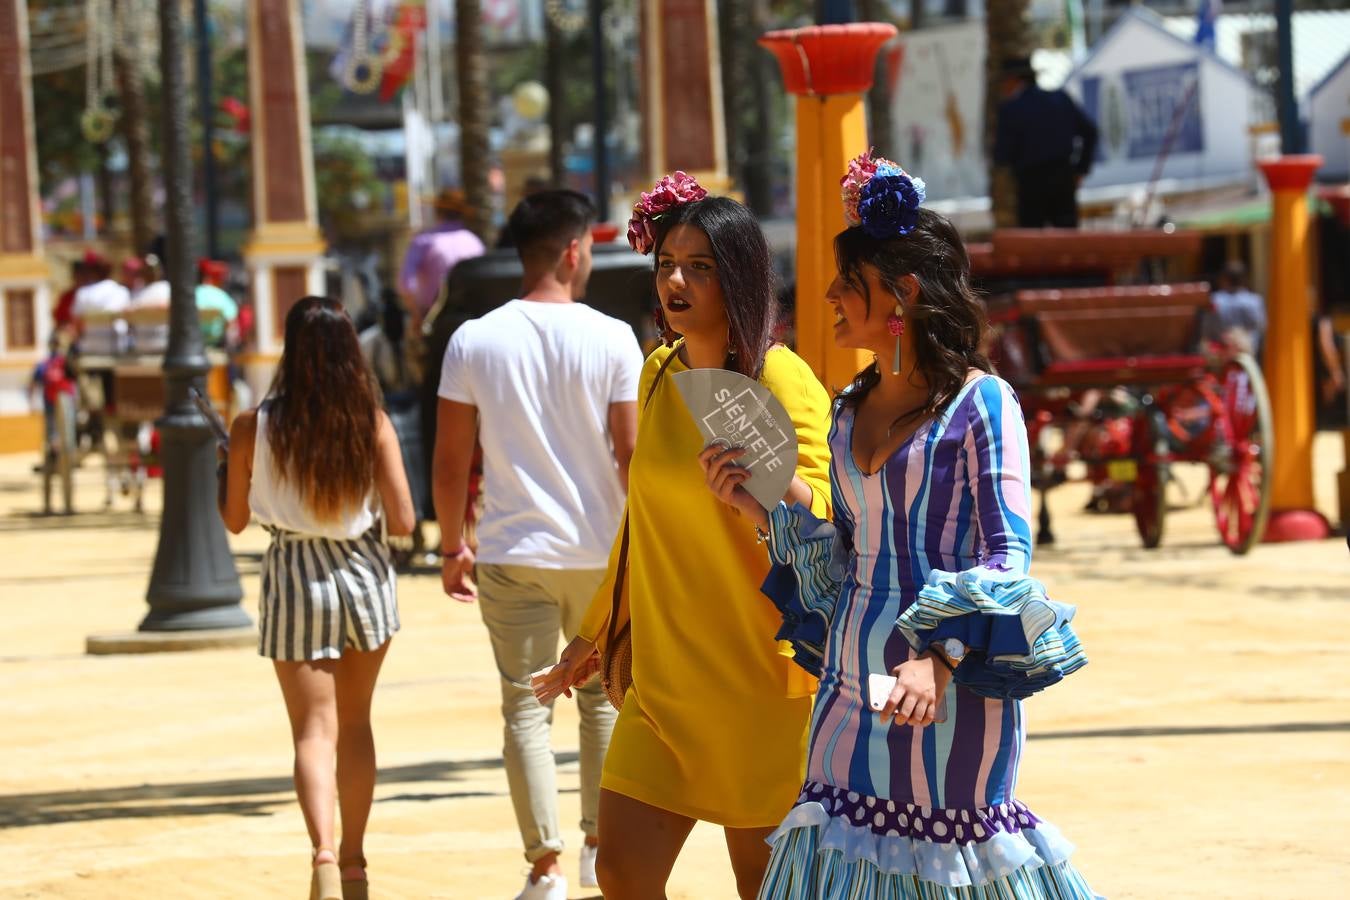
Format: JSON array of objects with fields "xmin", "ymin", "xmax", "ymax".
[{"xmin": 936, "ymin": 638, "xmax": 967, "ymax": 666}]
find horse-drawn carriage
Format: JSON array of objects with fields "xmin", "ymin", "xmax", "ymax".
[
  {"xmin": 40, "ymin": 306, "xmax": 231, "ymax": 515},
  {"xmin": 974, "ymin": 229, "xmax": 1273, "ymax": 554}
]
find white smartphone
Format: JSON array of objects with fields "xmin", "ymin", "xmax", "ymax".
[{"xmin": 868, "ymin": 672, "xmax": 948, "ymax": 723}]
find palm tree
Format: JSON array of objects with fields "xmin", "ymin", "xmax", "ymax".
[
  {"xmin": 984, "ymin": 0, "xmax": 1030, "ymax": 227},
  {"xmin": 113, "ymin": 0, "xmax": 154, "ymax": 254},
  {"xmin": 454, "ymin": 0, "xmax": 491, "ymax": 240},
  {"xmin": 858, "ymin": 0, "xmax": 892, "ymax": 156}
]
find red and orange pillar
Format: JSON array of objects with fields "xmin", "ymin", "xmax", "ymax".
[
  {"xmin": 1257, "ymin": 155, "xmax": 1331, "ymax": 541},
  {"xmin": 760, "ymin": 24, "xmax": 896, "ymax": 391}
]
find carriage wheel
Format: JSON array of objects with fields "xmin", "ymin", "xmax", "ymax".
[
  {"xmin": 1210, "ymin": 353, "xmax": 1273, "ymax": 554},
  {"xmin": 1132, "ymin": 406, "xmax": 1168, "ymax": 549}
]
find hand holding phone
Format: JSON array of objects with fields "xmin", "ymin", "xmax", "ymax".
[
  {"xmin": 191, "ymin": 386, "xmax": 230, "ymax": 450},
  {"xmin": 868, "ymin": 672, "xmax": 948, "ymax": 724}
]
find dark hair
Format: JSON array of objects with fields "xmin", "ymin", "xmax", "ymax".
[
  {"xmin": 834, "ymin": 207, "xmax": 990, "ymax": 413},
  {"xmin": 379, "ymin": 287, "xmax": 405, "ymax": 345},
  {"xmin": 509, "ymin": 190, "xmax": 597, "ymax": 267},
  {"xmin": 653, "ymin": 196, "xmax": 777, "ymax": 380},
  {"xmin": 266, "ymin": 296, "xmax": 381, "ymax": 522}
]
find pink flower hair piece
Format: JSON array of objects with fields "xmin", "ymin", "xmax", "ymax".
[
  {"xmin": 626, "ymin": 170, "xmax": 709, "ymax": 254},
  {"xmin": 840, "ymin": 151, "xmax": 879, "ymax": 227}
]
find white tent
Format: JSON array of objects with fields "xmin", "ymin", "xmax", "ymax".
[
  {"xmin": 1309, "ymin": 52, "xmax": 1350, "ymax": 182},
  {"xmin": 1063, "ymin": 9, "xmax": 1259, "ymax": 192}
]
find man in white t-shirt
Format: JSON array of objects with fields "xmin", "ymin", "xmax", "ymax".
[{"xmin": 433, "ymin": 190, "xmax": 642, "ymax": 900}]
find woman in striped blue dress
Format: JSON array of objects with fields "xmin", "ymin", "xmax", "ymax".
[
  {"xmin": 707, "ymin": 157, "xmax": 1097, "ymax": 899},
  {"xmin": 218, "ymin": 296, "xmax": 415, "ymax": 900}
]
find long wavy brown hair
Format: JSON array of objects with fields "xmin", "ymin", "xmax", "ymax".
[
  {"xmin": 834, "ymin": 208, "xmax": 991, "ymax": 415},
  {"xmin": 265, "ymin": 296, "xmax": 380, "ymax": 522}
]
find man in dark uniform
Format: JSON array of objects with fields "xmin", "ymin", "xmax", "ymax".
[{"xmin": 993, "ymin": 56, "xmax": 1099, "ymax": 227}]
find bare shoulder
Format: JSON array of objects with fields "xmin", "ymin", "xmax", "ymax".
[{"xmin": 230, "ymin": 407, "xmax": 258, "ymax": 438}]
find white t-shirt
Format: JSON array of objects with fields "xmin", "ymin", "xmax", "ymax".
[
  {"xmin": 73, "ymin": 279, "xmax": 131, "ymax": 315},
  {"xmin": 438, "ymin": 299, "xmax": 643, "ymax": 569}
]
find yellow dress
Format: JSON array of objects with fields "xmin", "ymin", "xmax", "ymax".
[{"xmin": 577, "ymin": 344, "xmax": 833, "ymax": 827}]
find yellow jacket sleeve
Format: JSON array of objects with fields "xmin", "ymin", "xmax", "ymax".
[{"xmin": 765, "ymin": 347, "xmax": 833, "ymax": 522}]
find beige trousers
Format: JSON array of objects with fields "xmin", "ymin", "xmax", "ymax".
[{"xmin": 476, "ymin": 563, "xmax": 616, "ymax": 863}]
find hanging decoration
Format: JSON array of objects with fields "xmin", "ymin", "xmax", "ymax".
[
  {"xmin": 82, "ymin": 0, "xmax": 117, "ymax": 142},
  {"xmin": 341, "ymin": 0, "xmax": 385, "ymax": 94},
  {"xmin": 545, "ymin": 0, "xmax": 586, "ymax": 34}
]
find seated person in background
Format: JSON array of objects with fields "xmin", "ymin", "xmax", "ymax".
[
  {"xmin": 53, "ymin": 254, "xmax": 96, "ymax": 329},
  {"xmin": 129, "ymin": 255, "xmax": 170, "ymax": 308},
  {"xmin": 1203, "ymin": 260, "xmax": 1266, "ymax": 356},
  {"xmin": 194, "ymin": 259, "xmax": 239, "ymax": 346},
  {"xmin": 72, "ymin": 254, "xmax": 131, "ymax": 355},
  {"xmin": 120, "ymin": 257, "xmax": 149, "ymax": 295}
]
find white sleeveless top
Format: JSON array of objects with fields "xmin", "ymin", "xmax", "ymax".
[{"xmin": 248, "ymin": 404, "xmax": 378, "ymax": 540}]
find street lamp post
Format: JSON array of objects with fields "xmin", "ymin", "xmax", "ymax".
[
  {"xmin": 589, "ymin": 0, "xmax": 611, "ymax": 221},
  {"xmin": 194, "ymin": 0, "xmax": 219, "ymax": 259},
  {"xmin": 140, "ymin": 0, "xmax": 248, "ymax": 632}
]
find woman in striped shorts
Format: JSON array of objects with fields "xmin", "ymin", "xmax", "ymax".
[{"xmin": 218, "ymin": 295, "xmax": 415, "ymax": 900}]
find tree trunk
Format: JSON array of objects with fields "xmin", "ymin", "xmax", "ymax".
[
  {"xmin": 544, "ymin": 11, "xmax": 566, "ymax": 186},
  {"xmin": 740, "ymin": 0, "xmax": 774, "ymax": 216},
  {"xmin": 113, "ymin": 0, "xmax": 155, "ymax": 254},
  {"xmin": 858, "ymin": 0, "xmax": 892, "ymax": 156},
  {"xmin": 984, "ymin": 0, "xmax": 1030, "ymax": 228},
  {"xmin": 717, "ymin": 0, "xmax": 743, "ymax": 193},
  {"xmin": 454, "ymin": 0, "xmax": 492, "ymax": 241}
]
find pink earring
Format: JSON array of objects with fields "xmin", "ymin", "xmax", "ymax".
[{"xmin": 887, "ymin": 303, "xmax": 904, "ymax": 374}]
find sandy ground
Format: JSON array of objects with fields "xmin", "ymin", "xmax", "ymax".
[{"xmin": 1, "ymin": 438, "xmax": 1348, "ymax": 900}]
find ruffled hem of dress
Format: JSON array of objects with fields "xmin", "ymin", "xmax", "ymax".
[{"xmin": 763, "ymin": 801, "xmax": 1081, "ymax": 889}]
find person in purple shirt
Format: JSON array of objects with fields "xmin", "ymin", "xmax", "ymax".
[{"xmin": 398, "ymin": 188, "xmax": 486, "ymax": 322}]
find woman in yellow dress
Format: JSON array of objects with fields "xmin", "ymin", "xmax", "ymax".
[{"xmin": 542, "ymin": 176, "xmax": 832, "ymax": 898}]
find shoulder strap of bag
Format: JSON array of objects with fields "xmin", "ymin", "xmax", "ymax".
[{"xmin": 604, "ymin": 342, "xmax": 682, "ymax": 651}]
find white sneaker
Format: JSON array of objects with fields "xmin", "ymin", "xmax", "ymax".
[
  {"xmin": 579, "ymin": 843, "xmax": 599, "ymax": 888},
  {"xmin": 514, "ymin": 872, "xmax": 567, "ymax": 900}
]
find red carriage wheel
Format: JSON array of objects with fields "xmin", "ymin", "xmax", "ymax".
[
  {"xmin": 1210, "ymin": 353, "xmax": 1273, "ymax": 554},
  {"xmin": 1131, "ymin": 405, "xmax": 1168, "ymax": 549}
]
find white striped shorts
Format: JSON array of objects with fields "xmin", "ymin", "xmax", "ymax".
[{"xmin": 258, "ymin": 526, "xmax": 400, "ymax": 661}]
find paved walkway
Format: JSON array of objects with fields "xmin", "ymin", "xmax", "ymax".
[{"xmin": 1, "ymin": 440, "xmax": 1348, "ymax": 899}]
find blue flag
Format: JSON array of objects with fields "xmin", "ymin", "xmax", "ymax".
[{"xmin": 1194, "ymin": 0, "xmax": 1220, "ymax": 51}]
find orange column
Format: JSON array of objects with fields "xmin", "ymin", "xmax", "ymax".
[
  {"xmin": 1257, "ymin": 155, "xmax": 1331, "ymax": 542},
  {"xmin": 760, "ymin": 24, "xmax": 896, "ymax": 391}
]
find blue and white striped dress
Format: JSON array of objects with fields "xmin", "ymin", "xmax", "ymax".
[{"xmin": 759, "ymin": 375, "xmax": 1099, "ymax": 899}]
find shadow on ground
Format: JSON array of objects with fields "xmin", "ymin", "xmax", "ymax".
[{"xmin": 0, "ymin": 754, "xmax": 578, "ymax": 830}]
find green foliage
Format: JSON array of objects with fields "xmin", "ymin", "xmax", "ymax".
[
  {"xmin": 313, "ymin": 133, "xmax": 386, "ymax": 241},
  {"xmin": 31, "ymin": 67, "xmax": 102, "ymax": 198}
]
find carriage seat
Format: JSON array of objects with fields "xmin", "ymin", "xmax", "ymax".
[{"xmin": 998, "ymin": 283, "xmax": 1212, "ymax": 386}]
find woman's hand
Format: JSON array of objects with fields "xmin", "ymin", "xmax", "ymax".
[
  {"xmin": 697, "ymin": 443, "xmax": 769, "ymax": 530},
  {"xmin": 877, "ymin": 654, "xmax": 952, "ymax": 727},
  {"xmin": 532, "ymin": 635, "xmax": 601, "ymax": 704}
]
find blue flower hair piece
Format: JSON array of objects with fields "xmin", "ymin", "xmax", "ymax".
[
  {"xmin": 841, "ymin": 151, "xmax": 927, "ymax": 238},
  {"xmin": 858, "ymin": 172, "xmax": 927, "ymax": 238}
]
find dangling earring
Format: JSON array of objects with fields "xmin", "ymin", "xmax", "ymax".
[
  {"xmin": 725, "ymin": 326, "xmax": 736, "ymax": 357},
  {"xmin": 886, "ymin": 302, "xmax": 905, "ymax": 375},
  {"xmin": 653, "ymin": 307, "xmax": 677, "ymax": 348}
]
